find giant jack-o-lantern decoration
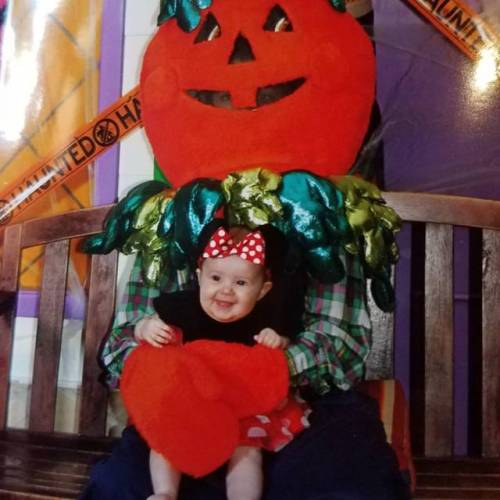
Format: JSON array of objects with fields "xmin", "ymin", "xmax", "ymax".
[{"xmin": 141, "ymin": 0, "xmax": 375, "ymax": 187}]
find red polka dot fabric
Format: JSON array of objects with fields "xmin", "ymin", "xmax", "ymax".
[{"xmin": 201, "ymin": 227, "xmax": 265, "ymax": 265}]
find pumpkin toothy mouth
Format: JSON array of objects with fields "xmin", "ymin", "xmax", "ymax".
[{"xmin": 185, "ymin": 77, "xmax": 306, "ymax": 110}]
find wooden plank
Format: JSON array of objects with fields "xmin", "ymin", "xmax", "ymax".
[
  {"xmin": 0, "ymin": 454, "xmax": 92, "ymax": 475},
  {"xmin": 424, "ymin": 223, "xmax": 454, "ymax": 456},
  {"xmin": 0, "ymin": 488, "xmax": 73, "ymax": 499},
  {"xmin": 415, "ymin": 489, "xmax": 500, "ymax": 499},
  {"xmin": 383, "ymin": 192, "xmax": 500, "ymax": 230},
  {"xmin": 366, "ymin": 274, "xmax": 394, "ymax": 380},
  {"xmin": 0, "ymin": 466, "xmax": 87, "ymax": 488},
  {"xmin": 417, "ymin": 473, "xmax": 500, "ymax": 488},
  {"xmin": 0, "ymin": 441, "xmax": 108, "ymax": 465},
  {"xmin": 20, "ymin": 206, "xmax": 112, "ymax": 249},
  {"xmin": 79, "ymin": 252, "xmax": 117, "ymax": 436},
  {"xmin": 0, "ymin": 431, "xmax": 113, "ymax": 498},
  {"xmin": 482, "ymin": 229, "xmax": 500, "ymax": 457},
  {"xmin": 0, "ymin": 429, "xmax": 115, "ymax": 452},
  {"xmin": 414, "ymin": 457, "xmax": 500, "ymax": 474},
  {"xmin": 29, "ymin": 241, "xmax": 70, "ymax": 433},
  {"xmin": 414, "ymin": 458, "xmax": 500, "ymax": 499},
  {"xmin": 0, "ymin": 224, "xmax": 22, "ymax": 431},
  {"xmin": 0, "ymin": 475, "xmax": 80, "ymax": 499}
]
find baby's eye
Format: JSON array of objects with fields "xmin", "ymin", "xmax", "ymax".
[
  {"xmin": 236, "ymin": 280, "xmax": 248, "ymax": 286},
  {"xmin": 210, "ymin": 274, "xmax": 221, "ymax": 282}
]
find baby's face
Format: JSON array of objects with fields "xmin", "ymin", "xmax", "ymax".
[{"xmin": 197, "ymin": 255, "xmax": 272, "ymax": 323}]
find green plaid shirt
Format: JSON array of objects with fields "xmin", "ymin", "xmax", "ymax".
[{"xmin": 101, "ymin": 250, "xmax": 371, "ymax": 394}]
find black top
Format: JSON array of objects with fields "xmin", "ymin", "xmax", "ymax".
[
  {"xmin": 154, "ymin": 289, "xmax": 277, "ymax": 345},
  {"xmin": 153, "ymin": 267, "xmax": 306, "ymax": 345}
]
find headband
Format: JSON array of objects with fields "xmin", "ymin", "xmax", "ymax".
[{"xmin": 201, "ymin": 227, "xmax": 266, "ymax": 265}]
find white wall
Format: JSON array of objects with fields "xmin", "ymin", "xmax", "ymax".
[
  {"xmin": 118, "ymin": 1, "xmax": 157, "ymax": 199},
  {"xmin": 115, "ymin": 1, "xmax": 158, "ymax": 300}
]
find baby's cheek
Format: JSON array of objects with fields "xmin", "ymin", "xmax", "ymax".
[{"xmin": 198, "ymin": 294, "xmax": 210, "ymax": 315}]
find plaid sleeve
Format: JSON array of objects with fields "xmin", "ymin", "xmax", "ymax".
[
  {"xmin": 285, "ymin": 250, "xmax": 372, "ymax": 394},
  {"xmin": 100, "ymin": 255, "xmax": 194, "ymax": 388}
]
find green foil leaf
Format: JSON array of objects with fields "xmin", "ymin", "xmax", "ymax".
[
  {"xmin": 158, "ymin": 0, "xmax": 213, "ymax": 31},
  {"xmin": 222, "ymin": 168, "xmax": 283, "ymax": 229},
  {"xmin": 82, "ymin": 181, "xmax": 169, "ymax": 255},
  {"xmin": 166, "ymin": 179, "xmax": 224, "ymax": 269},
  {"xmin": 332, "ymin": 175, "xmax": 402, "ymax": 311},
  {"xmin": 275, "ymin": 171, "xmax": 349, "ymax": 283}
]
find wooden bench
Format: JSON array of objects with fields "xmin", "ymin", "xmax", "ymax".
[
  {"xmin": 0, "ymin": 206, "xmax": 116, "ymax": 498},
  {"xmin": 0, "ymin": 192, "xmax": 499, "ymax": 498}
]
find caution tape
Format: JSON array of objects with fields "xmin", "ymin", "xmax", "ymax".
[
  {"xmin": 0, "ymin": 85, "xmax": 142, "ymax": 225},
  {"xmin": 406, "ymin": 0, "xmax": 498, "ymax": 60}
]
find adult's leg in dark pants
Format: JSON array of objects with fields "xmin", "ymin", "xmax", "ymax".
[
  {"xmin": 79, "ymin": 426, "xmax": 152, "ymax": 500},
  {"xmin": 264, "ymin": 389, "xmax": 411, "ymax": 500}
]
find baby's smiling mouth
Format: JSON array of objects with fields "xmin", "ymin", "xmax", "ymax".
[
  {"xmin": 214, "ymin": 299, "xmax": 234, "ymax": 308},
  {"xmin": 185, "ymin": 77, "xmax": 306, "ymax": 110}
]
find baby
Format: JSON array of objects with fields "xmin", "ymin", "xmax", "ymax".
[{"xmin": 134, "ymin": 224, "xmax": 304, "ymax": 500}]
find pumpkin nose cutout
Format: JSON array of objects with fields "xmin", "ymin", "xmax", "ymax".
[{"xmin": 228, "ymin": 34, "xmax": 255, "ymax": 64}]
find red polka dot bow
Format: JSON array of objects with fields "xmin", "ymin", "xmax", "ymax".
[{"xmin": 201, "ymin": 227, "xmax": 266, "ymax": 265}]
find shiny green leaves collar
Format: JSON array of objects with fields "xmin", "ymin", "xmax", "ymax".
[{"xmin": 83, "ymin": 169, "xmax": 400, "ymax": 311}]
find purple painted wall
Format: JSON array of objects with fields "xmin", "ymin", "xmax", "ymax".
[
  {"xmin": 375, "ymin": 1, "xmax": 499, "ymax": 199},
  {"xmin": 94, "ymin": 0, "xmax": 126, "ymax": 205}
]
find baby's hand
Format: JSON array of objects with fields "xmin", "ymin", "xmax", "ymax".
[
  {"xmin": 254, "ymin": 328, "xmax": 290, "ymax": 349},
  {"xmin": 134, "ymin": 314, "xmax": 181, "ymax": 348}
]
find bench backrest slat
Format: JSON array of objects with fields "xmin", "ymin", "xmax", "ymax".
[
  {"xmin": 29, "ymin": 239, "xmax": 70, "ymax": 432},
  {"xmin": 366, "ymin": 289, "xmax": 394, "ymax": 380},
  {"xmin": 80, "ymin": 252, "xmax": 118, "ymax": 436},
  {"xmin": 482, "ymin": 230, "xmax": 500, "ymax": 457},
  {"xmin": 424, "ymin": 223, "xmax": 454, "ymax": 456},
  {"xmin": 0, "ymin": 224, "xmax": 23, "ymax": 430}
]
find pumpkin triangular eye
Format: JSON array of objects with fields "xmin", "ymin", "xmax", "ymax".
[
  {"xmin": 194, "ymin": 13, "xmax": 221, "ymax": 43},
  {"xmin": 263, "ymin": 5, "xmax": 293, "ymax": 32}
]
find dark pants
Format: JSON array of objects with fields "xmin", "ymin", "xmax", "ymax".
[{"xmin": 80, "ymin": 389, "xmax": 411, "ymax": 499}]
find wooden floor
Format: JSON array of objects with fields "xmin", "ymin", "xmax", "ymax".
[
  {"xmin": 414, "ymin": 457, "xmax": 500, "ymax": 499},
  {"xmin": 0, "ymin": 430, "xmax": 114, "ymax": 499}
]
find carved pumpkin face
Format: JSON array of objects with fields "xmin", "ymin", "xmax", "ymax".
[{"xmin": 141, "ymin": 0, "xmax": 375, "ymax": 187}]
